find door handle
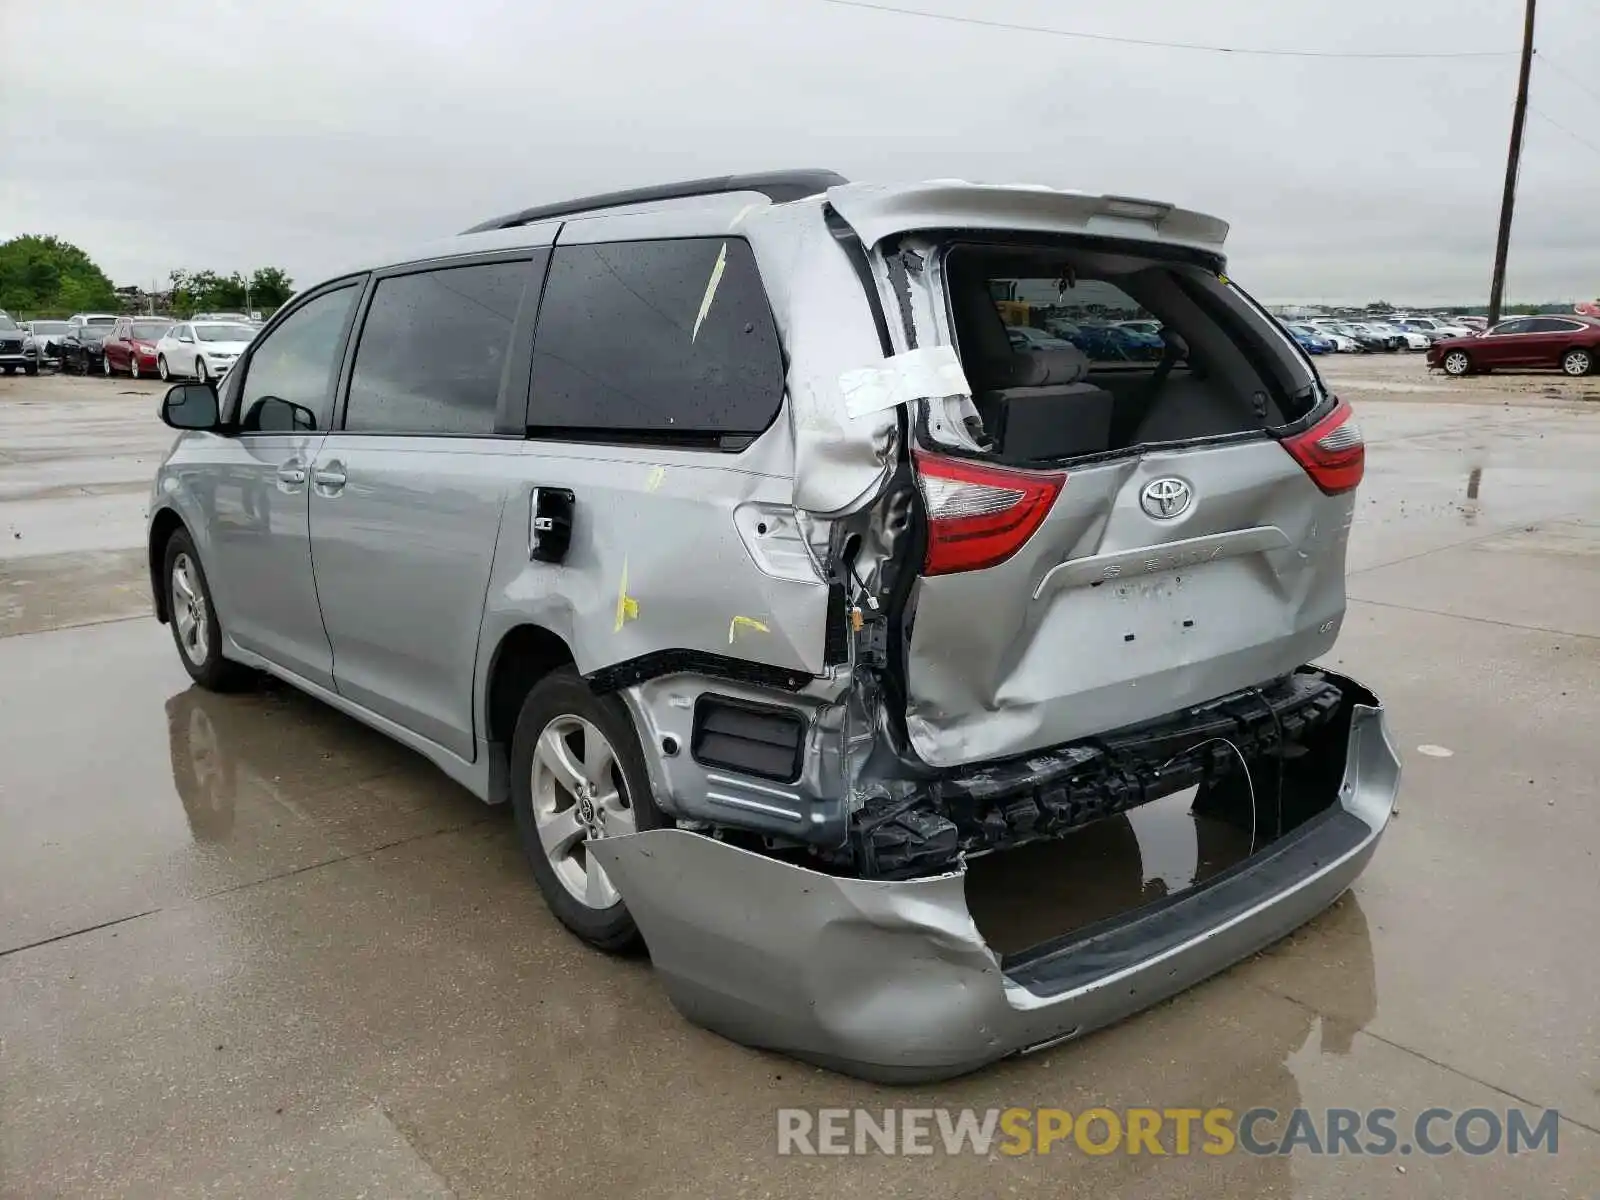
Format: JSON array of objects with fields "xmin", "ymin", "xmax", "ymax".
[
  {"xmin": 276, "ymin": 462, "xmax": 307, "ymax": 487},
  {"xmin": 313, "ymin": 461, "xmax": 347, "ymax": 492}
]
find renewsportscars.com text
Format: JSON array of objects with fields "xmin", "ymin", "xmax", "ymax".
[{"xmin": 776, "ymin": 1106, "xmax": 1561, "ymax": 1157}]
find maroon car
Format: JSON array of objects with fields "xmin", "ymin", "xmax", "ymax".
[
  {"xmin": 102, "ymin": 318, "xmax": 173, "ymax": 379},
  {"xmin": 1428, "ymin": 314, "xmax": 1600, "ymax": 378}
]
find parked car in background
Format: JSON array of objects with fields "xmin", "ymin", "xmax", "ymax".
[
  {"xmin": 66, "ymin": 313, "xmax": 119, "ymax": 330},
  {"xmin": 1455, "ymin": 315, "xmax": 1488, "ymax": 332},
  {"xmin": 1341, "ymin": 321, "xmax": 1404, "ymax": 351},
  {"xmin": 22, "ymin": 320, "xmax": 71, "ymax": 371},
  {"xmin": 1283, "ymin": 323, "xmax": 1335, "ymax": 354},
  {"xmin": 1363, "ymin": 321, "xmax": 1429, "ymax": 351},
  {"xmin": 103, "ymin": 318, "xmax": 175, "ymax": 378},
  {"xmin": 155, "ymin": 320, "xmax": 257, "ymax": 382},
  {"xmin": 58, "ymin": 325, "xmax": 113, "ymax": 374},
  {"xmin": 1316, "ymin": 327, "xmax": 1361, "ymax": 353},
  {"xmin": 1393, "ymin": 315, "xmax": 1472, "ymax": 339},
  {"xmin": 1115, "ymin": 319, "xmax": 1163, "ymax": 337},
  {"xmin": 1429, "ymin": 314, "xmax": 1600, "ymax": 377},
  {"xmin": 142, "ymin": 172, "xmax": 1396, "ymax": 1082},
  {"xmin": 0, "ymin": 313, "xmax": 30, "ymax": 375}
]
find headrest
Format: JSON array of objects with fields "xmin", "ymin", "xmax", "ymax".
[{"xmin": 979, "ymin": 344, "xmax": 1090, "ymax": 390}]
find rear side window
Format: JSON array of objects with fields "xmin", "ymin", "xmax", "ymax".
[
  {"xmin": 344, "ymin": 260, "xmax": 529, "ymax": 435},
  {"xmin": 527, "ymin": 238, "xmax": 783, "ymax": 446}
]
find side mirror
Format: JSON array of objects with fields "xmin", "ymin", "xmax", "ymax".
[{"xmin": 161, "ymin": 383, "xmax": 221, "ymax": 431}]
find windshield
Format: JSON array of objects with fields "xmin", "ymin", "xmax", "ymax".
[
  {"xmin": 85, "ymin": 316, "xmax": 116, "ymax": 326},
  {"xmin": 0, "ymin": 316, "xmax": 17, "ymax": 331},
  {"xmin": 32, "ymin": 321, "xmax": 69, "ymax": 334},
  {"xmin": 131, "ymin": 321, "xmax": 171, "ymax": 341},
  {"xmin": 194, "ymin": 323, "xmax": 256, "ymax": 342},
  {"xmin": 78, "ymin": 329, "xmax": 110, "ymax": 343}
]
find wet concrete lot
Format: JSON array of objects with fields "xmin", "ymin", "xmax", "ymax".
[{"xmin": 2, "ymin": 361, "xmax": 1598, "ymax": 1197}]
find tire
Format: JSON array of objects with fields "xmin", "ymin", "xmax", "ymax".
[
  {"xmin": 158, "ymin": 355, "xmax": 170, "ymax": 381},
  {"xmin": 1561, "ymin": 348, "xmax": 1593, "ymax": 377},
  {"xmin": 24, "ymin": 362, "xmax": 38, "ymax": 376},
  {"xmin": 194, "ymin": 357, "xmax": 208, "ymax": 384},
  {"xmin": 509, "ymin": 667, "xmax": 665, "ymax": 952},
  {"xmin": 1, "ymin": 365, "xmax": 13, "ymax": 376},
  {"xmin": 130, "ymin": 355, "xmax": 140, "ymax": 379},
  {"xmin": 1442, "ymin": 350, "xmax": 1473, "ymax": 377},
  {"xmin": 162, "ymin": 528, "xmax": 251, "ymax": 691},
  {"xmin": 102, "ymin": 354, "xmax": 112, "ymax": 376}
]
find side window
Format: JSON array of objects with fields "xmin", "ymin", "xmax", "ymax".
[
  {"xmin": 527, "ymin": 237, "xmax": 784, "ymax": 444},
  {"xmin": 234, "ymin": 284, "xmax": 360, "ymax": 433},
  {"xmin": 1492, "ymin": 319, "xmax": 1532, "ymax": 336},
  {"xmin": 1529, "ymin": 318, "xmax": 1580, "ymax": 333},
  {"xmin": 343, "ymin": 260, "xmax": 529, "ymax": 435}
]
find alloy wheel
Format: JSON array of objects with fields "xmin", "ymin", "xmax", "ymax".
[
  {"xmin": 130, "ymin": 356, "xmax": 139, "ymax": 379},
  {"xmin": 158, "ymin": 356, "xmax": 170, "ymax": 381},
  {"xmin": 102, "ymin": 354, "xmax": 111, "ymax": 376},
  {"xmin": 529, "ymin": 714, "xmax": 635, "ymax": 909},
  {"xmin": 1563, "ymin": 350, "xmax": 1591, "ymax": 377},
  {"xmin": 1443, "ymin": 351, "xmax": 1470, "ymax": 376},
  {"xmin": 170, "ymin": 553, "xmax": 210, "ymax": 667}
]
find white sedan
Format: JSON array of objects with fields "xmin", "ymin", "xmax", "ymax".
[{"xmin": 155, "ymin": 321, "xmax": 257, "ymax": 383}]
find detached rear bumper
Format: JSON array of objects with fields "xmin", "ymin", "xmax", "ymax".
[{"xmin": 591, "ymin": 670, "xmax": 1399, "ymax": 1083}]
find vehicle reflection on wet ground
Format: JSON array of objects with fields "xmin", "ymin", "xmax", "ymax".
[{"xmin": 2, "ymin": 363, "xmax": 1598, "ymax": 1197}]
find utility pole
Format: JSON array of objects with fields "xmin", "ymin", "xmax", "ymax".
[{"xmin": 1487, "ymin": 0, "xmax": 1536, "ymax": 327}]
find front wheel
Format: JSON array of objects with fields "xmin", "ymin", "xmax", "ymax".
[
  {"xmin": 193, "ymin": 357, "xmax": 208, "ymax": 383},
  {"xmin": 1562, "ymin": 348, "xmax": 1593, "ymax": 377},
  {"xmin": 102, "ymin": 354, "xmax": 112, "ymax": 376},
  {"xmin": 130, "ymin": 356, "xmax": 140, "ymax": 379},
  {"xmin": 24, "ymin": 362, "xmax": 38, "ymax": 376},
  {"xmin": 1442, "ymin": 350, "xmax": 1473, "ymax": 377},
  {"xmin": 158, "ymin": 355, "xmax": 171, "ymax": 381},
  {"xmin": 509, "ymin": 668, "xmax": 664, "ymax": 952},
  {"xmin": 162, "ymin": 529, "xmax": 251, "ymax": 691}
]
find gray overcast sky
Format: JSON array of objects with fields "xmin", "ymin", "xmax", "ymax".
[{"xmin": 2, "ymin": 0, "xmax": 1596, "ymax": 305}]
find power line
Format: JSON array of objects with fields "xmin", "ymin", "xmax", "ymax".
[
  {"xmin": 1534, "ymin": 50, "xmax": 1600, "ymax": 111},
  {"xmin": 817, "ymin": 0, "xmax": 1517, "ymax": 59},
  {"xmin": 1528, "ymin": 106, "xmax": 1600, "ymax": 162}
]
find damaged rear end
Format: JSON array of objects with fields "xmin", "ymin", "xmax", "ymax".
[{"xmin": 595, "ymin": 181, "xmax": 1398, "ymax": 1080}]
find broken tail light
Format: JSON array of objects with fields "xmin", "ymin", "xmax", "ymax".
[
  {"xmin": 915, "ymin": 451, "xmax": 1065, "ymax": 575},
  {"xmin": 1282, "ymin": 397, "xmax": 1364, "ymax": 495}
]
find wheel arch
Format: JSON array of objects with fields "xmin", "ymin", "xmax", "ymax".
[
  {"xmin": 147, "ymin": 507, "xmax": 190, "ymax": 624},
  {"xmin": 482, "ymin": 623, "xmax": 577, "ymax": 802}
]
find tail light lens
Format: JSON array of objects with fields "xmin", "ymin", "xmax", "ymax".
[
  {"xmin": 915, "ymin": 451, "xmax": 1065, "ymax": 575},
  {"xmin": 1282, "ymin": 397, "xmax": 1364, "ymax": 495}
]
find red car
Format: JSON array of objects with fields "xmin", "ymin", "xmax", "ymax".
[
  {"xmin": 102, "ymin": 318, "xmax": 174, "ymax": 379},
  {"xmin": 1428, "ymin": 314, "xmax": 1600, "ymax": 378}
]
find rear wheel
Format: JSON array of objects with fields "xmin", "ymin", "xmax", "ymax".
[
  {"xmin": 1562, "ymin": 348, "xmax": 1593, "ymax": 377},
  {"xmin": 1442, "ymin": 350, "xmax": 1473, "ymax": 377},
  {"xmin": 509, "ymin": 668, "xmax": 663, "ymax": 952}
]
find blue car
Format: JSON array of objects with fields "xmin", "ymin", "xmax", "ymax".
[{"xmin": 1283, "ymin": 323, "xmax": 1335, "ymax": 355}]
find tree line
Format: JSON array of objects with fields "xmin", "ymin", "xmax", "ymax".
[{"xmin": 0, "ymin": 234, "xmax": 293, "ymax": 318}]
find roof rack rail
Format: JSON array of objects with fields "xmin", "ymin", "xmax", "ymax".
[{"xmin": 461, "ymin": 169, "xmax": 848, "ymax": 234}]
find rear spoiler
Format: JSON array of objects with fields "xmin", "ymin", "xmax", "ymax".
[{"xmin": 823, "ymin": 181, "xmax": 1229, "ymax": 254}]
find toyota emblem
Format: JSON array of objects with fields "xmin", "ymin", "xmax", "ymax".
[{"xmin": 1140, "ymin": 477, "xmax": 1192, "ymax": 519}]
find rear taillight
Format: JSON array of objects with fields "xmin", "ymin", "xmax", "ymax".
[
  {"xmin": 1282, "ymin": 398, "xmax": 1364, "ymax": 495},
  {"xmin": 915, "ymin": 451, "xmax": 1065, "ymax": 575}
]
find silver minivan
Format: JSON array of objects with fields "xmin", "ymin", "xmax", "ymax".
[{"xmin": 148, "ymin": 171, "xmax": 1399, "ymax": 1080}]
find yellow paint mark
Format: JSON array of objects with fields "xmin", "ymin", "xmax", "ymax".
[
  {"xmin": 645, "ymin": 465, "xmax": 666, "ymax": 492},
  {"xmin": 1217, "ymin": 272, "xmax": 1230, "ymax": 285},
  {"xmin": 614, "ymin": 558, "xmax": 639, "ymax": 632},
  {"xmin": 727, "ymin": 615, "xmax": 770, "ymax": 644}
]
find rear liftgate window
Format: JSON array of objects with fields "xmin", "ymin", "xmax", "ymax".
[
  {"xmin": 942, "ymin": 243, "xmax": 1320, "ymax": 466},
  {"xmin": 526, "ymin": 237, "xmax": 784, "ymax": 449}
]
